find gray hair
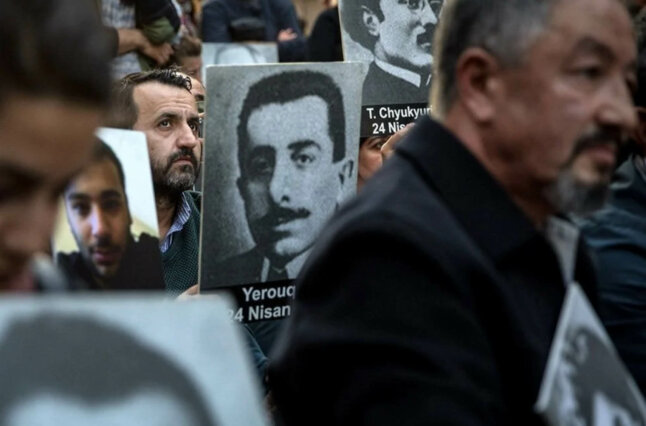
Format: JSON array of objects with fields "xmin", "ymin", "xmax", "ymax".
[{"xmin": 431, "ymin": 0, "xmax": 557, "ymax": 117}]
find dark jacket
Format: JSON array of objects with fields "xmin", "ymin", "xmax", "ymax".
[
  {"xmin": 133, "ymin": 0, "xmax": 180, "ymax": 31},
  {"xmin": 57, "ymin": 233, "xmax": 165, "ymax": 291},
  {"xmin": 201, "ymin": 0, "xmax": 306, "ymax": 62},
  {"xmin": 307, "ymin": 6, "xmax": 342, "ymax": 62},
  {"xmin": 269, "ymin": 116, "xmax": 598, "ymax": 426}
]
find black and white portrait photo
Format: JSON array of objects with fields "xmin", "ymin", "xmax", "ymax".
[
  {"xmin": 339, "ymin": 0, "xmax": 444, "ymax": 106},
  {"xmin": 200, "ymin": 63, "xmax": 363, "ymax": 318},
  {"xmin": 53, "ymin": 129, "xmax": 165, "ymax": 291},
  {"xmin": 536, "ymin": 285, "xmax": 646, "ymax": 426},
  {"xmin": 0, "ymin": 296, "xmax": 268, "ymax": 426}
]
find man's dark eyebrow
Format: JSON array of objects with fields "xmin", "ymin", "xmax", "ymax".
[
  {"xmin": 188, "ymin": 116, "xmax": 200, "ymax": 127},
  {"xmin": 99, "ymin": 189, "xmax": 125, "ymax": 200},
  {"xmin": 159, "ymin": 109, "xmax": 200, "ymax": 124},
  {"xmin": 572, "ymin": 37, "xmax": 615, "ymax": 62},
  {"xmin": 288, "ymin": 140, "xmax": 322, "ymax": 152},
  {"xmin": 1, "ymin": 160, "xmax": 85, "ymax": 198},
  {"xmin": 156, "ymin": 112, "xmax": 180, "ymax": 122},
  {"xmin": 194, "ymin": 94, "xmax": 205, "ymax": 102},
  {"xmin": 66, "ymin": 192, "xmax": 90, "ymax": 202},
  {"xmin": 0, "ymin": 160, "xmax": 42, "ymax": 186},
  {"xmin": 67, "ymin": 189, "xmax": 123, "ymax": 201}
]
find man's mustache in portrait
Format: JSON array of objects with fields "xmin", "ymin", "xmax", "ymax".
[
  {"xmin": 418, "ymin": 25, "xmax": 435, "ymax": 51},
  {"xmin": 252, "ymin": 205, "xmax": 311, "ymax": 245}
]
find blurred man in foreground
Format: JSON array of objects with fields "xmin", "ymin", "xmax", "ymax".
[
  {"xmin": 270, "ymin": 0, "xmax": 637, "ymax": 424},
  {"xmin": 0, "ymin": 0, "xmax": 111, "ymax": 291}
]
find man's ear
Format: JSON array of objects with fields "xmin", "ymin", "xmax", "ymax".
[
  {"xmin": 337, "ymin": 159, "xmax": 354, "ymax": 201},
  {"xmin": 361, "ymin": 6, "xmax": 380, "ymax": 37},
  {"xmin": 633, "ymin": 106, "xmax": 646, "ymax": 156},
  {"xmin": 454, "ymin": 47, "xmax": 501, "ymax": 123}
]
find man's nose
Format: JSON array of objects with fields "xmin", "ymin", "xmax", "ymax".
[
  {"xmin": 419, "ymin": 0, "xmax": 438, "ymax": 25},
  {"xmin": 596, "ymin": 76, "xmax": 638, "ymax": 135},
  {"xmin": 269, "ymin": 159, "xmax": 293, "ymax": 205},
  {"xmin": 177, "ymin": 121, "xmax": 199, "ymax": 150},
  {"xmin": 90, "ymin": 207, "xmax": 109, "ymax": 238}
]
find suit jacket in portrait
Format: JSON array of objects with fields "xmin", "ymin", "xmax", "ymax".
[
  {"xmin": 204, "ymin": 246, "xmax": 287, "ymax": 355},
  {"xmin": 361, "ymin": 61, "xmax": 430, "ymax": 106},
  {"xmin": 204, "ymin": 246, "xmax": 263, "ymax": 290}
]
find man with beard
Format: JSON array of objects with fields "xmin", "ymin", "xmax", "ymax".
[
  {"xmin": 204, "ymin": 70, "xmax": 353, "ymax": 353},
  {"xmin": 340, "ymin": 0, "xmax": 443, "ymax": 105},
  {"xmin": 57, "ymin": 141, "xmax": 165, "ymax": 290},
  {"xmin": 269, "ymin": 0, "xmax": 637, "ymax": 424},
  {"xmin": 110, "ymin": 69, "xmax": 201, "ymax": 293}
]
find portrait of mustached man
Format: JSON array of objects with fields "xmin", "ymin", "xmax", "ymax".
[{"xmin": 341, "ymin": 0, "xmax": 444, "ymax": 105}]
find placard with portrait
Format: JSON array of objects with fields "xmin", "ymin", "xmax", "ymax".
[
  {"xmin": 338, "ymin": 0, "xmax": 444, "ymax": 137},
  {"xmin": 53, "ymin": 128, "xmax": 165, "ymax": 291},
  {"xmin": 200, "ymin": 63, "xmax": 364, "ymax": 330}
]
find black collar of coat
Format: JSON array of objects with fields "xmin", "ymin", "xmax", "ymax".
[{"xmin": 395, "ymin": 115, "xmax": 544, "ymax": 263}]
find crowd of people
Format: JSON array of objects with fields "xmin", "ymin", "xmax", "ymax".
[{"xmin": 4, "ymin": 0, "xmax": 646, "ymax": 424}]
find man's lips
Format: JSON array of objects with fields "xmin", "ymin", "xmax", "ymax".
[
  {"xmin": 173, "ymin": 156, "xmax": 195, "ymax": 167},
  {"xmin": 583, "ymin": 143, "xmax": 617, "ymax": 167},
  {"xmin": 91, "ymin": 248, "xmax": 120, "ymax": 265}
]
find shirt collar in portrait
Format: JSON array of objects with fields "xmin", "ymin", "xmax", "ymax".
[
  {"xmin": 374, "ymin": 58, "xmax": 431, "ymax": 88},
  {"xmin": 260, "ymin": 249, "xmax": 311, "ymax": 282}
]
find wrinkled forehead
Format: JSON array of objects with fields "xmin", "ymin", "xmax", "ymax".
[{"xmin": 133, "ymin": 82, "xmax": 198, "ymax": 118}]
